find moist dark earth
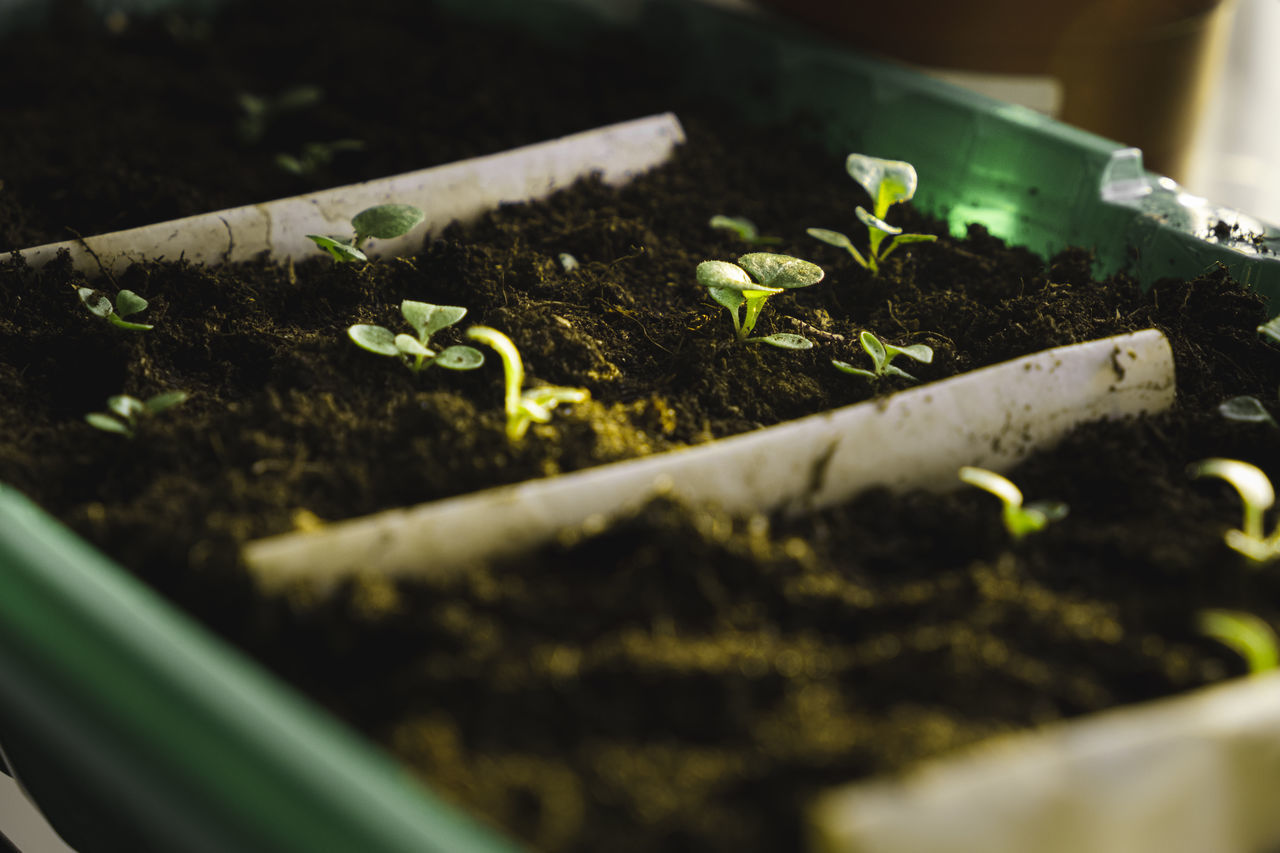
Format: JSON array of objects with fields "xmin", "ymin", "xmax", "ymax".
[{"xmin": 4, "ymin": 3, "xmax": 1280, "ymax": 852}]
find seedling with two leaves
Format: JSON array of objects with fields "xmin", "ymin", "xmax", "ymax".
[
  {"xmin": 466, "ymin": 326, "xmax": 589, "ymax": 442},
  {"xmin": 959, "ymin": 466, "xmax": 1068, "ymax": 541},
  {"xmin": 78, "ymin": 287, "xmax": 154, "ymax": 331},
  {"xmin": 1189, "ymin": 457, "xmax": 1280, "ymax": 563},
  {"xmin": 833, "ymin": 330, "xmax": 933, "ymax": 383},
  {"xmin": 307, "ymin": 203, "xmax": 425, "ymax": 263},
  {"xmin": 348, "ymin": 301, "xmax": 484, "ymax": 373},
  {"xmin": 697, "ymin": 253, "xmax": 824, "ymax": 350},
  {"xmin": 86, "ymin": 391, "xmax": 189, "ymax": 438},
  {"xmin": 808, "ymin": 153, "xmax": 937, "ymax": 274}
]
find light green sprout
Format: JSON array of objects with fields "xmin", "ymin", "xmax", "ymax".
[
  {"xmin": 1198, "ymin": 609, "xmax": 1279, "ymax": 674},
  {"xmin": 348, "ymin": 301, "xmax": 484, "ymax": 373},
  {"xmin": 1258, "ymin": 316, "xmax": 1280, "ymax": 345},
  {"xmin": 1189, "ymin": 458, "xmax": 1280, "ymax": 563},
  {"xmin": 466, "ymin": 326, "xmax": 589, "ymax": 442},
  {"xmin": 306, "ymin": 203, "xmax": 426, "ymax": 263},
  {"xmin": 808, "ymin": 153, "xmax": 937, "ymax": 274},
  {"xmin": 275, "ymin": 139, "xmax": 365, "ymax": 176},
  {"xmin": 959, "ymin": 466, "xmax": 1068, "ymax": 541},
  {"xmin": 77, "ymin": 287, "xmax": 154, "ymax": 331},
  {"xmin": 832, "ymin": 330, "xmax": 933, "ymax": 383},
  {"xmin": 708, "ymin": 215, "xmax": 781, "ymax": 246},
  {"xmin": 86, "ymin": 391, "xmax": 188, "ymax": 438},
  {"xmin": 696, "ymin": 253, "xmax": 824, "ymax": 350}
]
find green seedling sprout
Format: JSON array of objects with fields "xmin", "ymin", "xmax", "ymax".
[
  {"xmin": 696, "ymin": 253, "xmax": 824, "ymax": 350},
  {"xmin": 708, "ymin": 215, "xmax": 781, "ymax": 246},
  {"xmin": 466, "ymin": 326, "xmax": 589, "ymax": 442},
  {"xmin": 348, "ymin": 301, "xmax": 484, "ymax": 373},
  {"xmin": 306, "ymin": 203, "xmax": 426, "ymax": 263},
  {"xmin": 275, "ymin": 139, "xmax": 365, "ymax": 176},
  {"xmin": 236, "ymin": 85, "xmax": 324, "ymax": 144},
  {"xmin": 807, "ymin": 153, "xmax": 937, "ymax": 274},
  {"xmin": 77, "ymin": 287, "xmax": 153, "ymax": 331},
  {"xmin": 959, "ymin": 466, "xmax": 1068, "ymax": 541},
  {"xmin": 1189, "ymin": 458, "xmax": 1280, "ymax": 563},
  {"xmin": 832, "ymin": 330, "xmax": 933, "ymax": 382},
  {"xmin": 86, "ymin": 391, "xmax": 188, "ymax": 438},
  {"xmin": 1197, "ymin": 609, "xmax": 1279, "ymax": 674}
]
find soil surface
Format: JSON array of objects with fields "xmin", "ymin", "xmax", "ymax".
[{"xmin": 4, "ymin": 3, "xmax": 1280, "ymax": 853}]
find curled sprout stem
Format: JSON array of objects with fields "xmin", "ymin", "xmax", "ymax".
[
  {"xmin": 959, "ymin": 466, "xmax": 1068, "ymax": 541},
  {"xmin": 467, "ymin": 326, "xmax": 589, "ymax": 442},
  {"xmin": 1189, "ymin": 458, "xmax": 1280, "ymax": 563}
]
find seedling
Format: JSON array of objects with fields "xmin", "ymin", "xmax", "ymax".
[
  {"xmin": 959, "ymin": 466, "xmax": 1068, "ymax": 541},
  {"xmin": 1197, "ymin": 609, "xmax": 1279, "ymax": 674},
  {"xmin": 236, "ymin": 85, "xmax": 324, "ymax": 144},
  {"xmin": 348, "ymin": 301, "xmax": 484, "ymax": 373},
  {"xmin": 306, "ymin": 203, "xmax": 426, "ymax": 263},
  {"xmin": 696, "ymin": 253, "xmax": 824, "ymax": 350},
  {"xmin": 77, "ymin": 287, "xmax": 153, "ymax": 331},
  {"xmin": 466, "ymin": 326, "xmax": 589, "ymax": 441},
  {"xmin": 708, "ymin": 215, "xmax": 781, "ymax": 246},
  {"xmin": 1188, "ymin": 458, "xmax": 1280, "ymax": 563},
  {"xmin": 275, "ymin": 139, "xmax": 365, "ymax": 176},
  {"xmin": 832, "ymin": 330, "xmax": 933, "ymax": 382},
  {"xmin": 86, "ymin": 391, "xmax": 188, "ymax": 438},
  {"xmin": 807, "ymin": 153, "xmax": 937, "ymax": 274}
]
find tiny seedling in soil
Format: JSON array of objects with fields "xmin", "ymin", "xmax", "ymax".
[
  {"xmin": 236, "ymin": 85, "xmax": 324, "ymax": 144},
  {"xmin": 348, "ymin": 301, "xmax": 484, "ymax": 373},
  {"xmin": 958, "ymin": 466, "xmax": 1069, "ymax": 541},
  {"xmin": 306, "ymin": 203, "xmax": 426, "ymax": 263},
  {"xmin": 558, "ymin": 253, "xmax": 579, "ymax": 272},
  {"xmin": 696, "ymin": 253, "xmax": 824, "ymax": 350},
  {"xmin": 85, "ymin": 391, "xmax": 188, "ymax": 438},
  {"xmin": 708, "ymin": 214, "xmax": 781, "ymax": 246},
  {"xmin": 1197, "ymin": 609, "xmax": 1279, "ymax": 674},
  {"xmin": 466, "ymin": 325, "xmax": 589, "ymax": 442},
  {"xmin": 275, "ymin": 139, "xmax": 365, "ymax": 176},
  {"xmin": 77, "ymin": 287, "xmax": 154, "ymax": 331},
  {"xmin": 1189, "ymin": 457, "xmax": 1280, "ymax": 563},
  {"xmin": 807, "ymin": 153, "xmax": 937, "ymax": 274},
  {"xmin": 833, "ymin": 330, "xmax": 933, "ymax": 382},
  {"xmin": 1259, "ymin": 315, "xmax": 1280, "ymax": 345}
]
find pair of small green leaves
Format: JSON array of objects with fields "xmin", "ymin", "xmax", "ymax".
[
  {"xmin": 808, "ymin": 153, "xmax": 937, "ymax": 274},
  {"xmin": 78, "ymin": 287, "xmax": 153, "ymax": 331},
  {"xmin": 697, "ymin": 253, "xmax": 824, "ymax": 349},
  {"xmin": 959, "ymin": 466, "xmax": 1069, "ymax": 541},
  {"xmin": 86, "ymin": 391, "xmax": 188, "ymax": 437},
  {"xmin": 1189, "ymin": 458, "xmax": 1280, "ymax": 563},
  {"xmin": 349, "ymin": 301, "xmax": 484, "ymax": 373},
  {"xmin": 307, "ymin": 203, "xmax": 426, "ymax": 263},
  {"xmin": 466, "ymin": 325, "xmax": 589, "ymax": 442},
  {"xmin": 276, "ymin": 139, "xmax": 365, "ymax": 176},
  {"xmin": 833, "ymin": 330, "xmax": 933, "ymax": 382}
]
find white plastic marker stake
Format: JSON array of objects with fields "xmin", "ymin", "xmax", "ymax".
[
  {"xmin": 809, "ymin": 670, "xmax": 1280, "ymax": 853},
  {"xmin": 244, "ymin": 329, "xmax": 1175, "ymax": 594},
  {"xmin": 13, "ymin": 113, "xmax": 686, "ymax": 273}
]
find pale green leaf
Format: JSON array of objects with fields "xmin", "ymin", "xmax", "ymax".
[
  {"xmin": 858, "ymin": 330, "xmax": 888, "ymax": 371},
  {"xmin": 806, "ymin": 228, "xmax": 854, "ymax": 251},
  {"xmin": 1220, "ymin": 395, "xmax": 1277, "ymax": 426},
  {"xmin": 308, "ymin": 234, "xmax": 367, "ymax": 263},
  {"xmin": 882, "ymin": 364, "xmax": 920, "ymax": 382},
  {"xmin": 754, "ymin": 333, "xmax": 813, "ymax": 350},
  {"xmin": 348, "ymin": 324, "xmax": 399, "ymax": 356},
  {"xmin": 737, "ymin": 253, "xmax": 824, "ymax": 289},
  {"xmin": 394, "ymin": 334, "xmax": 433, "ymax": 358},
  {"xmin": 145, "ymin": 390, "xmax": 189, "ymax": 413},
  {"xmin": 846, "ymin": 154, "xmax": 919, "ymax": 215},
  {"xmin": 707, "ymin": 285, "xmax": 745, "ymax": 314},
  {"xmin": 855, "ymin": 206, "xmax": 902, "ymax": 236},
  {"xmin": 107, "ymin": 395, "xmax": 145, "ymax": 420},
  {"xmin": 697, "ymin": 260, "xmax": 755, "ymax": 291},
  {"xmin": 115, "ymin": 289, "xmax": 148, "ymax": 318},
  {"xmin": 425, "ymin": 304, "xmax": 467, "ymax": 337},
  {"xmin": 885, "ymin": 341, "xmax": 934, "ymax": 364},
  {"xmin": 435, "ymin": 345, "xmax": 485, "ymax": 370},
  {"xmin": 78, "ymin": 287, "xmax": 113, "ymax": 319},
  {"xmin": 831, "ymin": 360, "xmax": 876, "ymax": 379},
  {"xmin": 352, "ymin": 203, "xmax": 425, "ymax": 241},
  {"xmin": 85, "ymin": 413, "xmax": 130, "ymax": 435}
]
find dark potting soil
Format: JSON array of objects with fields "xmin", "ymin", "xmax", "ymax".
[{"xmin": 4, "ymin": 3, "xmax": 1280, "ymax": 853}]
